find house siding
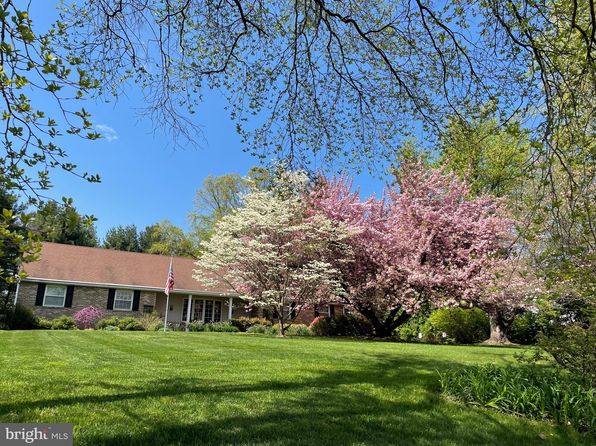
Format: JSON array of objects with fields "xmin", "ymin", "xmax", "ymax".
[
  {"xmin": 18, "ymin": 281, "xmax": 156, "ymax": 319},
  {"xmin": 232, "ymin": 305, "xmax": 249, "ymax": 319},
  {"xmin": 18, "ymin": 281, "xmax": 333, "ymax": 325},
  {"xmin": 292, "ymin": 304, "xmax": 345, "ymax": 325},
  {"xmin": 293, "ymin": 305, "xmax": 318, "ymax": 325}
]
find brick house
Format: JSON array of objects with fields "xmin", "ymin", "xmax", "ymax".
[
  {"xmin": 16, "ymin": 242, "xmax": 244, "ymax": 323},
  {"xmin": 15, "ymin": 242, "xmax": 343, "ymax": 325}
]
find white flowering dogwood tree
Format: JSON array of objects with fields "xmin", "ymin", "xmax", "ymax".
[{"xmin": 194, "ymin": 177, "xmax": 352, "ymax": 336}]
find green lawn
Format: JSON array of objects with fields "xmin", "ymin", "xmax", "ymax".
[{"xmin": 0, "ymin": 331, "xmax": 590, "ymax": 445}]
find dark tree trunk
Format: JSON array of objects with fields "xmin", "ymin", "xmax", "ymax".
[
  {"xmin": 373, "ymin": 323, "xmax": 393, "ymax": 338},
  {"xmin": 357, "ymin": 305, "xmax": 411, "ymax": 337}
]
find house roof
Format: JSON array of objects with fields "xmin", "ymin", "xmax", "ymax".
[{"xmin": 23, "ymin": 242, "xmax": 235, "ymax": 296}]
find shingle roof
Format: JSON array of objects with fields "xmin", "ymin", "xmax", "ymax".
[{"xmin": 23, "ymin": 242, "xmax": 235, "ymax": 295}]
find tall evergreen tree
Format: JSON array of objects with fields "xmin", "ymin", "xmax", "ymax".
[{"xmin": 103, "ymin": 225, "xmax": 141, "ymax": 252}]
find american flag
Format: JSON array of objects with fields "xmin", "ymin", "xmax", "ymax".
[{"xmin": 164, "ymin": 258, "xmax": 174, "ymax": 296}]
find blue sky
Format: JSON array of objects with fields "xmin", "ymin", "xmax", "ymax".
[{"xmin": 29, "ymin": 1, "xmax": 388, "ymax": 240}]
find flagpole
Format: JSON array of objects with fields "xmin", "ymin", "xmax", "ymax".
[
  {"xmin": 163, "ymin": 293, "xmax": 170, "ymax": 332},
  {"xmin": 164, "ymin": 256, "xmax": 173, "ymax": 332}
]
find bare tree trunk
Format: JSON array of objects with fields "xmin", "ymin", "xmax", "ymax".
[
  {"xmin": 486, "ymin": 312, "xmax": 511, "ymax": 344},
  {"xmin": 277, "ymin": 319, "xmax": 285, "ymax": 337}
]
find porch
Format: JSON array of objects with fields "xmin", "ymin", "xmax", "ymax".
[{"xmin": 154, "ymin": 293, "xmax": 245, "ymax": 323}]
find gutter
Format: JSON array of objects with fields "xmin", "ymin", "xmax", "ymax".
[{"xmin": 22, "ymin": 277, "xmax": 240, "ymax": 299}]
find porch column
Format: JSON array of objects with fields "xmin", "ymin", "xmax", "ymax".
[
  {"xmin": 185, "ymin": 294, "xmax": 193, "ymax": 332},
  {"xmin": 228, "ymin": 296, "xmax": 233, "ymax": 320}
]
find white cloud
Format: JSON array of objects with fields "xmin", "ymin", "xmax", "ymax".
[{"xmin": 95, "ymin": 124, "xmax": 119, "ymax": 142}]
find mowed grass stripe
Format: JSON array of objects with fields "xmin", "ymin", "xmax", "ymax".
[{"xmin": 0, "ymin": 331, "xmax": 590, "ymax": 446}]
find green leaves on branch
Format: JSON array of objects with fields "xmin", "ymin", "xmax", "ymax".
[{"xmin": 0, "ymin": 1, "xmax": 101, "ymax": 199}]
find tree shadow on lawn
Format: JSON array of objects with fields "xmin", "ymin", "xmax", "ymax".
[
  {"xmin": 2, "ymin": 355, "xmax": 586, "ymax": 446},
  {"xmin": 85, "ymin": 400, "xmax": 582, "ymax": 446},
  {"xmin": 1, "ymin": 354, "xmax": 443, "ymax": 414}
]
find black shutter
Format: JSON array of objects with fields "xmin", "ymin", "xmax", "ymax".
[
  {"xmin": 107, "ymin": 289, "xmax": 115, "ymax": 310},
  {"xmin": 132, "ymin": 290, "xmax": 140, "ymax": 311},
  {"xmin": 35, "ymin": 283, "xmax": 46, "ymax": 306},
  {"xmin": 64, "ymin": 285, "xmax": 75, "ymax": 308}
]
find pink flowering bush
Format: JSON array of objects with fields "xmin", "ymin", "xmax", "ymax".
[
  {"xmin": 73, "ymin": 306, "xmax": 105, "ymax": 329},
  {"xmin": 308, "ymin": 316, "xmax": 323, "ymax": 331}
]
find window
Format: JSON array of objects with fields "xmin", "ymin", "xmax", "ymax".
[
  {"xmin": 213, "ymin": 301, "xmax": 222, "ymax": 322},
  {"xmin": 143, "ymin": 305, "xmax": 154, "ymax": 314},
  {"xmin": 114, "ymin": 289, "xmax": 133, "ymax": 311},
  {"xmin": 43, "ymin": 285, "xmax": 67, "ymax": 307},
  {"xmin": 193, "ymin": 300, "xmax": 204, "ymax": 321},
  {"xmin": 204, "ymin": 300, "xmax": 214, "ymax": 322},
  {"xmin": 182, "ymin": 299, "xmax": 206, "ymax": 322}
]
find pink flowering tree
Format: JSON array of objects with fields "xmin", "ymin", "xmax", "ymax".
[
  {"xmin": 73, "ymin": 306, "xmax": 105, "ymax": 329},
  {"xmin": 195, "ymin": 173, "xmax": 353, "ymax": 336},
  {"xmin": 310, "ymin": 162, "xmax": 514, "ymax": 338}
]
